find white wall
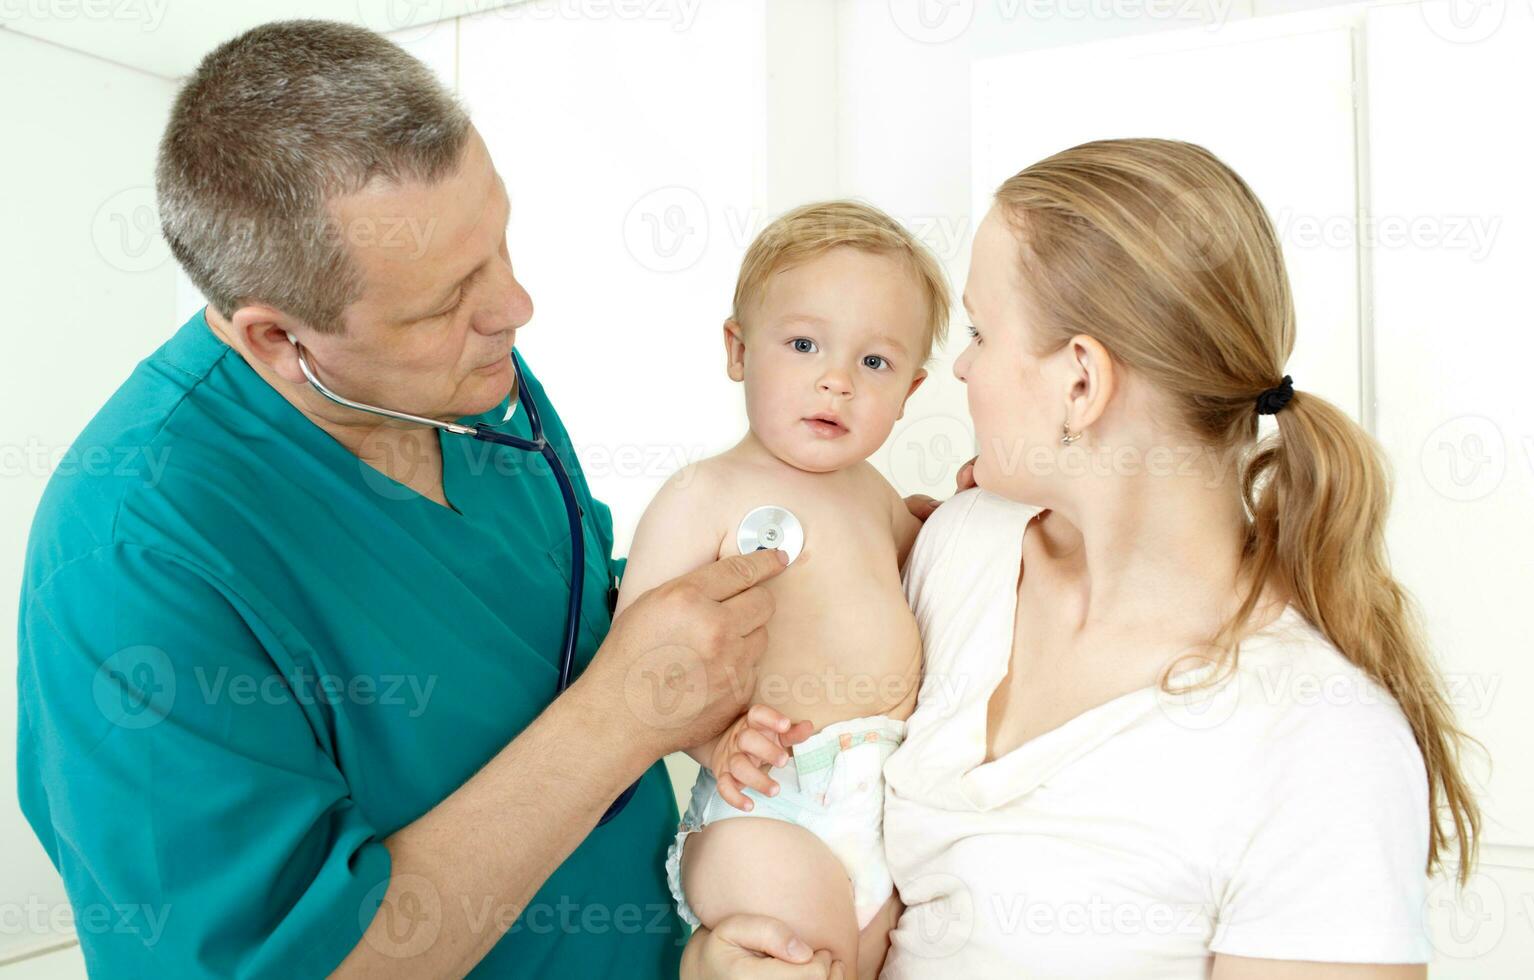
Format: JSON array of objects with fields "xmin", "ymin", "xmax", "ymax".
[
  {"xmin": 1366, "ymin": 2, "xmax": 1534, "ymax": 972},
  {"xmin": 0, "ymin": 29, "xmax": 178, "ymax": 967}
]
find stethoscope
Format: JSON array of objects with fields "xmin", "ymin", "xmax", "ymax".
[{"xmin": 287, "ymin": 333, "xmax": 640, "ymax": 827}]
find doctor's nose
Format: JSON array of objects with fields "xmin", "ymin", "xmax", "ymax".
[{"xmin": 473, "ymin": 264, "xmax": 534, "ymax": 336}]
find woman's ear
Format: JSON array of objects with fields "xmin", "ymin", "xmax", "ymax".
[
  {"xmin": 1063, "ymin": 334, "xmax": 1115, "ymax": 432},
  {"xmin": 722, "ymin": 319, "xmax": 746, "ymax": 382}
]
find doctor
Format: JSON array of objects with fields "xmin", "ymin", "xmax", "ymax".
[{"xmin": 17, "ymin": 19, "xmax": 925, "ymax": 979}]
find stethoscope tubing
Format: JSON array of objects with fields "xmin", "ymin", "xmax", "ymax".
[{"xmin": 291, "ymin": 338, "xmax": 639, "ymax": 825}]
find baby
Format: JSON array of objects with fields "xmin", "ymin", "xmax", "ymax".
[{"xmin": 613, "ymin": 200, "xmax": 950, "ymax": 973}]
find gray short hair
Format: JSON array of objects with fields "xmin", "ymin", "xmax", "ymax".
[{"xmin": 156, "ymin": 19, "xmax": 472, "ymax": 334}]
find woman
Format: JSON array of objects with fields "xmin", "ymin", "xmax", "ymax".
[{"xmin": 682, "ymin": 138, "xmax": 1479, "ymax": 979}]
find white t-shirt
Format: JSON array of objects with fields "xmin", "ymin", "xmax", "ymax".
[{"xmin": 881, "ymin": 488, "xmax": 1431, "ymax": 979}]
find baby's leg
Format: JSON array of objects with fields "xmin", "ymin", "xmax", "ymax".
[
  {"xmin": 680, "ymin": 816, "xmax": 859, "ymax": 968},
  {"xmin": 855, "ymin": 893, "xmax": 902, "ymax": 980}
]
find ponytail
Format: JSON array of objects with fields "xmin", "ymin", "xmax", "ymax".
[{"xmin": 1232, "ymin": 390, "xmax": 1482, "ymax": 886}]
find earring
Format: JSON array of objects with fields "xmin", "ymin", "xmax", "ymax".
[{"xmin": 1061, "ymin": 421, "xmax": 1083, "ymax": 446}]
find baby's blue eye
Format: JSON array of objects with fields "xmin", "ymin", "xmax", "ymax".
[
  {"xmin": 863, "ymin": 355, "xmax": 889, "ymax": 371},
  {"xmin": 965, "ymin": 323, "xmax": 981, "ymax": 343},
  {"xmin": 791, "ymin": 338, "xmax": 817, "ymax": 354}
]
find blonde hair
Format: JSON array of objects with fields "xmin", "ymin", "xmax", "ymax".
[
  {"xmin": 995, "ymin": 138, "xmax": 1480, "ymax": 885},
  {"xmin": 731, "ymin": 200, "xmax": 951, "ymax": 364}
]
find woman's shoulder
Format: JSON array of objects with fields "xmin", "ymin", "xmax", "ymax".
[
  {"xmin": 1234, "ymin": 610, "xmax": 1414, "ymax": 723},
  {"xmin": 1219, "ymin": 609, "xmax": 1428, "ymax": 793},
  {"xmin": 905, "ymin": 487, "xmax": 1042, "ymax": 580},
  {"xmin": 1205, "ymin": 610, "xmax": 1433, "ymax": 963}
]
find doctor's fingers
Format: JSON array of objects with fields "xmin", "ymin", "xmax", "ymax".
[
  {"xmin": 717, "ymin": 582, "xmax": 777, "ymax": 636},
  {"xmin": 956, "ymin": 456, "xmax": 977, "ymax": 491},
  {"xmin": 706, "ymin": 914, "xmax": 844, "ymax": 980},
  {"xmin": 751, "ymin": 950, "xmax": 843, "ymax": 980},
  {"xmin": 688, "ymin": 548, "xmax": 791, "ymax": 603}
]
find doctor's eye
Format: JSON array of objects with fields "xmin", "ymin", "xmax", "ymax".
[
  {"xmin": 790, "ymin": 338, "xmax": 818, "ymax": 354},
  {"xmin": 433, "ymin": 291, "xmax": 463, "ymax": 319},
  {"xmin": 862, "ymin": 354, "xmax": 890, "ymax": 371}
]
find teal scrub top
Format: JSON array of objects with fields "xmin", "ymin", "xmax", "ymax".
[{"xmin": 16, "ymin": 308, "xmax": 687, "ymax": 977}]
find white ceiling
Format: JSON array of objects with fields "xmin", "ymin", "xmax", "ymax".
[{"xmin": 0, "ymin": 0, "xmax": 522, "ymax": 79}]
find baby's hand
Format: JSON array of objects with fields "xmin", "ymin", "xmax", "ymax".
[{"xmin": 709, "ymin": 704, "xmax": 815, "ymax": 812}]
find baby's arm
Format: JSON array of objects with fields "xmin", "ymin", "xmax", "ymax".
[
  {"xmin": 613, "ymin": 462, "xmax": 724, "ymax": 615},
  {"xmin": 885, "ymin": 476, "xmax": 924, "ymax": 571},
  {"xmin": 613, "ymin": 462, "xmax": 729, "ymax": 769}
]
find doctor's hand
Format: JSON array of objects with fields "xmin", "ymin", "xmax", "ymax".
[
  {"xmin": 681, "ymin": 915, "xmax": 846, "ymax": 980},
  {"xmin": 902, "ymin": 493, "xmax": 941, "ymax": 522},
  {"xmin": 956, "ymin": 455, "xmax": 977, "ymax": 492},
  {"xmin": 582, "ymin": 547, "xmax": 793, "ymax": 765}
]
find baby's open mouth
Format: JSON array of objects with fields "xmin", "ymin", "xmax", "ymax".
[{"xmin": 803, "ymin": 415, "xmax": 848, "ymax": 437}]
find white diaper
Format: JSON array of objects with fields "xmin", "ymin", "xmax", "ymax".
[{"xmin": 665, "ymin": 713, "xmax": 906, "ymax": 931}]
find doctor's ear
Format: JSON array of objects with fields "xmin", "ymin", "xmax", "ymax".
[
  {"xmin": 258, "ymin": 326, "xmax": 308, "ymax": 386},
  {"xmin": 228, "ymin": 305, "xmax": 308, "ymax": 385},
  {"xmin": 722, "ymin": 319, "xmax": 746, "ymax": 382}
]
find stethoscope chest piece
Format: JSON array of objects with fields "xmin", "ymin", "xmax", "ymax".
[{"xmin": 736, "ymin": 505, "xmax": 805, "ymax": 564}]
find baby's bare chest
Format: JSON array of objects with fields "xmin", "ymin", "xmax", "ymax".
[
  {"xmin": 711, "ymin": 476, "xmax": 921, "ymax": 725},
  {"xmin": 715, "ymin": 482, "xmax": 893, "ymax": 567}
]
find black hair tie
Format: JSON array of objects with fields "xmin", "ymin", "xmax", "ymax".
[{"xmin": 1256, "ymin": 375, "xmax": 1294, "ymax": 415}]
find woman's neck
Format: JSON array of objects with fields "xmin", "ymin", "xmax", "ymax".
[{"xmin": 1034, "ymin": 464, "xmax": 1264, "ymax": 638}]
